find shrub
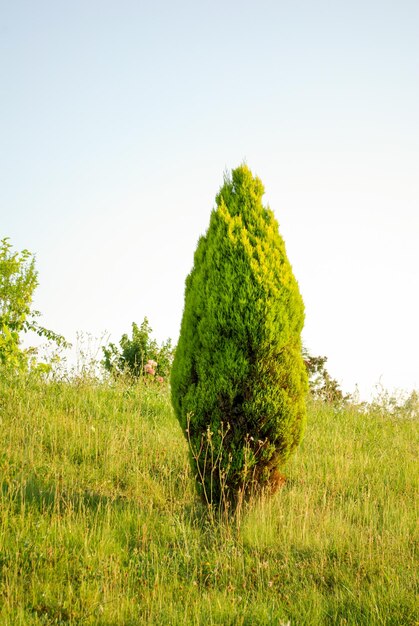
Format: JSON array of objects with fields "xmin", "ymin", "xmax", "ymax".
[
  {"xmin": 102, "ymin": 317, "xmax": 173, "ymax": 380},
  {"xmin": 171, "ymin": 165, "xmax": 308, "ymax": 508}
]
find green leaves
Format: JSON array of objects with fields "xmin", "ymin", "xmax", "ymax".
[
  {"xmin": 102, "ymin": 318, "xmax": 174, "ymax": 381},
  {"xmin": 0, "ymin": 237, "xmax": 69, "ymax": 373},
  {"xmin": 171, "ymin": 165, "xmax": 308, "ymax": 507},
  {"xmin": 0, "ymin": 237, "xmax": 37, "ymax": 332}
]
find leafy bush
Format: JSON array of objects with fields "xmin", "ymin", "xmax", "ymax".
[
  {"xmin": 303, "ymin": 348, "xmax": 350, "ymax": 405},
  {"xmin": 171, "ymin": 165, "xmax": 308, "ymax": 508},
  {"xmin": 0, "ymin": 237, "xmax": 68, "ymax": 372},
  {"xmin": 102, "ymin": 317, "xmax": 173, "ymax": 381}
]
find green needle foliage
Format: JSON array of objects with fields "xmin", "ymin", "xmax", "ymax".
[{"xmin": 171, "ymin": 165, "xmax": 308, "ymax": 508}]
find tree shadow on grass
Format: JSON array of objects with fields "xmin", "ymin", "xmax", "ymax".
[{"xmin": 1, "ymin": 472, "xmax": 130, "ymax": 515}]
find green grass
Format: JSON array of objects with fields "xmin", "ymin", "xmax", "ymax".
[{"xmin": 0, "ymin": 373, "xmax": 417, "ymax": 625}]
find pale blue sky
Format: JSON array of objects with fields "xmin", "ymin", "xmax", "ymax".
[{"xmin": 1, "ymin": 0, "xmax": 418, "ymax": 399}]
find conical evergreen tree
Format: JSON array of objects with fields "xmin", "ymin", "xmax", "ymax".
[{"xmin": 171, "ymin": 165, "xmax": 307, "ymax": 507}]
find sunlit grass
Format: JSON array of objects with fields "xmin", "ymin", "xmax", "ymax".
[{"xmin": 0, "ymin": 373, "xmax": 417, "ymax": 625}]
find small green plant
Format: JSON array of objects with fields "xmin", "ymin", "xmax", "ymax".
[
  {"xmin": 171, "ymin": 165, "xmax": 308, "ymax": 508},
  {"xmin": 0, "ymin": 237, "xmax": 68, "ymax": 373},
  {"xmin": 102, "ymin": 317, "xmax": 173, "ymax": 381}
]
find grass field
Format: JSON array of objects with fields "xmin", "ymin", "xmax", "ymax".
[{"xmin": 0, "ymin": 372, "xmax": 417, "ymax": 625}]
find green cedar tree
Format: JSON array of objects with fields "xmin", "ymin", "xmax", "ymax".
[{"xmin": 171, "ymin": 165, "xmax": 308, "ymax": 507}]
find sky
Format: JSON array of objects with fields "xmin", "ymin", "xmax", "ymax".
[{"xmin": 1, "ymin": 0, "xmax": 418, "ymax": 400}]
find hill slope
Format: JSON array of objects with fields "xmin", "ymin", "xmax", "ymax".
[{"xmin": 0, "ymin": 374, "xmax": 417, "ymax": 625}]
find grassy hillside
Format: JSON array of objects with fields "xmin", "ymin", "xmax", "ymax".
[{"xmin": 0, "ymin": 373, "xmax": 417, "ymax": 625}]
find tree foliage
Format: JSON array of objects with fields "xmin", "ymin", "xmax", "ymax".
[
  {"xmin": 0, "ymin": 237, "xmax": 68, "ymax": 372},
  {"xmin": 303, "ymin": 348, "xmax": 350, "ymax": 405},
  {"xmin": 171, "ymin": 165, "xmax": 308, "ymax": 507},
  {"xmin": 102, "ymin": 317, "xmax": 173, "ymax": 380}
]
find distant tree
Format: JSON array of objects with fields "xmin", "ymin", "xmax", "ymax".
[
  {"xmin": 171, "ymin": 165, "xmax": 308, "ymax": 508},
  {"xmin": 102, "ymin": 317, "xmax": 173, "ymax": 380},
  {"xmin": 0, "ymin": 237, "xmax": 68, "ymax": 372},
  {"xmin": 303, "ymin": 348, "xmax": 350, "ymax": 404}
]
